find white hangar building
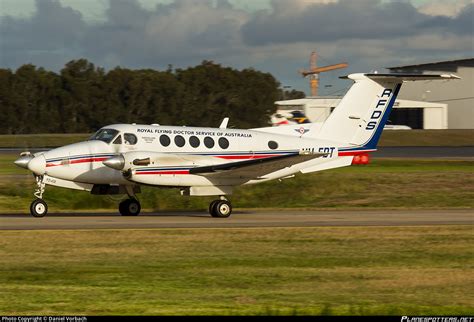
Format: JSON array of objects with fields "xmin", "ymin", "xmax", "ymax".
[
  {"xmin": 276, "ymin": 58, "xmax": 473, "ymax": 129},
  {"xmin": 387, "ymin": 58, "xmax": 474, "ymax": 129},
  {"xmin": 275, "ymin": 97, "xmax": 448, "ymax": 129}
]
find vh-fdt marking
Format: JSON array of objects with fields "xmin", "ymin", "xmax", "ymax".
[{"xmin": 14, "ymin": 73, "xmax": 459, "ymax": 217}]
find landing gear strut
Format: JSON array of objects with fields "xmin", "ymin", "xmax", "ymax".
[
  {"xmin": 209, "ymin": 197, "xmax": 232, "ymax": 218},
  {"xmin": 30, "ymin": 175, "xmax": 47, "ymax": 217}
]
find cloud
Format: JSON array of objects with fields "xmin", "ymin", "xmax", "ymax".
[
  {"xmin": 0, "ymin": 0, "xmax": 472, "ymax": 94},
  {"xmin": 241, "ymin": 0, "xmax": 473, "ymax": 45},
  {"xmin": 80, "ymin": 0, "xmax": 249, "ymax": 68},
  {"xmin": 418, "ymin": 0, "xmax": 472, "ymax": 17},
  {"xmin": 0, "ymin": 0, "xmax": 85, "ymax": 68}
]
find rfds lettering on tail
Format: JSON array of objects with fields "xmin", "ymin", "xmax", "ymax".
[
  {"xmin": 366, "ymin": 88, "xmax": 394, "ymax": 130},
  {"xmin": 14, "ymin": 73, "xmax": 460, "ymax": 218}
]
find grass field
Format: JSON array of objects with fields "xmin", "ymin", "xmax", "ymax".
[
  {"xmin": 1, "ymin": 134, "xmax": 472, "ymax": 316},
  {"xmin": 1, "ymin": 156, "xmax": 473, "ymax": 213},
  {"xmin": 0, "ymin": 226, "xmax": 472, "ymax": 315},
  {"xmin": 0, "ymin": 130, "xmax": 473, "ymax": 148}
]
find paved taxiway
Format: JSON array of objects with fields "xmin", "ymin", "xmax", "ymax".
[{"xmin": 0, "ymin": 209, "xmax": 472, "ymax": 230}]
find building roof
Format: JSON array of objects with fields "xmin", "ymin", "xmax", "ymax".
[{"xmin": 387, "ymin": 58, "xmax": 474, "ymax": 70}]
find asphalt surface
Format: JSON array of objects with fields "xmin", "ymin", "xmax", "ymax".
[{"xmin": 0, "ymin": 209, "xmax": 472, "ymax": 230}]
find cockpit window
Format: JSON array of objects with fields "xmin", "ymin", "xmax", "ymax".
[
  {"xmin": 89, "ymin": 129, "xmax": 119, "ymax": 144},
  {"xmin": 112, "ymin": 135, "xmax": 122, "ymax": 144},
  {"xmin": 124, "ymin": 133, "xmax": 138, "ymax": 145}
]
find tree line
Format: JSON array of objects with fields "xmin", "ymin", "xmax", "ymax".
[{"xmin": 0, "ymin": 59, "xmax": 304, "ymax": 134}]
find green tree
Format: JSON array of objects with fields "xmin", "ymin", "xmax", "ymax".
[
  {"xmin": 60, "ymin": 59, "xmax": 105, "ymax": 132},
  {"xmin": 1, "ymin": 60, "xmax": 287, "ymax": 133},
  {"xmin": 0, "ymin": 68, "xmax": 16, "ymax": 134}
]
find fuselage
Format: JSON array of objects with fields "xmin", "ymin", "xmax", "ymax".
[{"xmin": 30, "ymin": 123, "xmax": 346, "ymax": 188}]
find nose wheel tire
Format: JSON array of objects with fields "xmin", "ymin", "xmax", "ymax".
[
  {"xmin": 30, "ymin": 199, "xmax": 48, "ymax": 217},
  {"xmin": 119, "ymin": 198, "xmax": 141, "ymax": 216},
  {"xmin": 209, "ymin": 200, "xmax": 232, "ymax": 218},
  {"xmin": 209, "ymin": 200, "xmax": 220, "ymax": 216}
]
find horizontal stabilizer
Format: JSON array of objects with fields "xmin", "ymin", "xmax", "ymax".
[{"xmin": 340, "ymin": 73, "xmax": 460, "ymax": 81}]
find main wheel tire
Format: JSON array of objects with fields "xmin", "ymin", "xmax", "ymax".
[
  {"xmin": 212, "ymin": 200, "xmax": 232, "ymax": 218},
  {"xmin": 127, "ymin": 199, "xmax": 141, "ymax": 216},
  {"xmin": 209, "ymin": 200, "xmax": 220, "ymax": 217},
  {"xmin": 118, "ymin": 199, "xmax": 129, "ymax": 215},
  {"xmin": 30, "ymin": 199, "xmax": 48, "ymax": 217},
  {"xmin": 119, "ymin": 199, "xmax": 141, "ymax": 216}
]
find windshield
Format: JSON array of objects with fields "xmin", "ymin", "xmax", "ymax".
[{"xmin": 89, "ymin": 129, "xmax": 119, "ymax": 144}]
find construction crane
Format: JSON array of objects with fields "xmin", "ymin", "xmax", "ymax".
[{"xmin": 299, "ymin": 51, "xmax": 348, "ymax": 97}]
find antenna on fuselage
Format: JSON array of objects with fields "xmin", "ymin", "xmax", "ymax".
[{"xmin": 219, "ymin": 117, "xmax": 229, "ymax": 129}]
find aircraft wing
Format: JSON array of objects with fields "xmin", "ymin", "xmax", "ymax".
[{"xmin": 189, "ymin": 151, "xmax": 326, "ymax": 180}]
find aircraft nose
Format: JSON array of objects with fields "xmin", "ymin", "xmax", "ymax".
[
  {"xmin": 103, "ymin": 155, "xmax": 125, "ymax": 170},
  {"xmin": 14, "ymin": 154, "xmax": 34, "ymax": 169},
  {"xmin": 27, "ymin": 155, "xmax": 46, "ymax": 175}
]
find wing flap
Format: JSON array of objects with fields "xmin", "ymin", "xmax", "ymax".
[{"xmin": 190, "ymin": 151, "xmax": 326, "ymax": 180}]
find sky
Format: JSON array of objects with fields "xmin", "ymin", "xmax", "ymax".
[{"xmin": 0, "ymin": 0, "xmax": 473, "ymax": 95}]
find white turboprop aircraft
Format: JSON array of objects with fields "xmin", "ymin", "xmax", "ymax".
[{"xmin": 15, "ymin": 73, "xmax": 458, "ymax": 218}]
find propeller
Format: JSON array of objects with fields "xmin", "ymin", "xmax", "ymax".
[
  {"xmin": 102, "ymin": 155, "xmax": 125, "ymax": 170},
  {"xmin": 14, "ymin": 152, "xmax": 34, "ymax": 169}
]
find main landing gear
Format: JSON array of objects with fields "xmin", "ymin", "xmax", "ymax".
[
  {"xmin": 209, "ymin": 197, "xmax": 232, "ymax": 218},
  {"xmin": 118, "ymin": 198, "xmax": 141, "ymax": 216},
  {"xmin": 118, "ymin": 186, "xmax": 141, "ymax": 216},
  {"xmin": 30, "ymin": 175, "xmax": 47, "ymax": 217}
]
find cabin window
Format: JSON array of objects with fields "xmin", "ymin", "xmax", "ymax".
[
  {"xmin": 268, "ymin": 141, "xmax": 278, "ymax": 150},
  {"xmin": 160, "ymin": 134, "xmax": 171, "ymax": 147},
  {"xmin": 112, "ymin": 135, "xmax": 122, "ymax": 145},
  {"xmin": 189, "ymin": 136, "xmax": 200, "ymax": 148},
  {"xmin": 204, "ymin": 137, "xmax": 215, "ymax": 148},
  {"xmin": 218, "ymin": 137, "xmax": 229, "ymax": 149},
  {"xmin": 124, "ymin": 133, "xmax": 138, "ymax": 145},
  {"xmin": 174, "ymin": 135, "xmax": 185, "ymax": 147}
]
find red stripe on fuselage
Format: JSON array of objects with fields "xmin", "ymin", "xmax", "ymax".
[
  {"xmin": 135, "ymin": 170, "xmax": 190, "ymax": 175},
  {"xmin": 46, "ymin": 157, "xmax": 109, "ymax": 167},
  {"xmin": 216, "ymin": 154, "xmax": 280, "ymax": 160}
]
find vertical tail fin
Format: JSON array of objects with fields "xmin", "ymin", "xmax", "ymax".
[{"xmin": 316, "ymin": 73, "xmax": 459, "ymax": 152}]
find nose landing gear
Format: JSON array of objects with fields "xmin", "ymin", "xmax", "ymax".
[
  {"xmin": 30, "ymin": 198, "xmax": 48, "ymax": 217},
  {"xmin": 30, "ymin": 175, "xmax": 47, "ymax": 217}
]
